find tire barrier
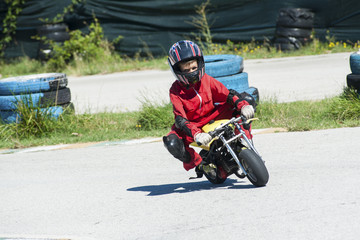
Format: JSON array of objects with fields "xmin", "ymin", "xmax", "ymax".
[
  {"xmin": 216, "ymin": 72, "xmax": 249, "ymax": 92},
  {"xmin": 350, "ymin": 51, "xmax": 360, "ymax": 75},
  {"xmin": 0, "ymin": 88, "xmax": 71, "ymax": 110},
  {"xmin": 0, "ymin": 103, "xmax": 73, "ymax": 124},
  {"xmin": 346, "ymin": 51, "xmax": 360, "ymax": 93},
  {"xmin": 37, "ymin": 23, "xmax": 70, "ymax": 61},
  {"xmin": 0, "ymin": 73, "xmax": 68, "ymax": 95},
  {"xmin": 276, "ymin": 8, "xmax": 315, "ymax": 29},
  {"xmin": 274, "ymin": 8, "xmax": 314, "ymax": 51},
  {"xmin": 274, "ymin": 37, "xmax": 302, "ymax": 51},
  {"xmin": 204, "ymin": 54, "xmax": 244, "ymax": 78},
  {"xmin": 204, "ymin": 54, "xmax": 259, "ymax": 103},
  {"xmin": 0, "ymin": 73, "xmax": 73, "ymax": 124},
  {"xmin": 346, "ymin": 74, "xmax": 360, "ymax": 92}
]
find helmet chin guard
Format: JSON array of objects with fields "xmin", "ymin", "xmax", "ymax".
[{"xmin": 168, "ymin": 40, "xmax": 205, "ymax": 86}]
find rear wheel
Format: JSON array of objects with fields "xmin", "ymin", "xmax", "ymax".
[
  {"xmin": 199, "ymin": 150, "xmax": 228, "ymax": 184},
  {"xmin": 239, "ymin": 149, "xmax": 269, "ymax": 187},
  {"xmin": 203, "ymin": 165, "xmax": 227, "ymax": 184}
]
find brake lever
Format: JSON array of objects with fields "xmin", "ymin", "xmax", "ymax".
[{"xmin": 208, "ymin": 130, "xmax": 216, "ymax": 138}]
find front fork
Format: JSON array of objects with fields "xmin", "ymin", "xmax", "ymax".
[{"xmin": 218, "ymin": 122, "xmax": 262, "ymax": 176}]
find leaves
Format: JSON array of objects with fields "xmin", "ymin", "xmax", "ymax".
[{"xmin": 0, "ymin": 0, "xmax": 26, "ymax": 57}]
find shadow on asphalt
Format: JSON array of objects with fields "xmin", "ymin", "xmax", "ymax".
[{"xmin": 127, "ymin": 178, "xmax": 256, "ymax": 196}]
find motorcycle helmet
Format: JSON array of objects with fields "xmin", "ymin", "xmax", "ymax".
[{"xmin": 168, "ymin": 40, "xmax": 205, "ymax": 86}]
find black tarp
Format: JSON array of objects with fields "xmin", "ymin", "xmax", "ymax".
[{"xmin": 1, "ymin": 0, "xmax": 360, "ymax": 58}]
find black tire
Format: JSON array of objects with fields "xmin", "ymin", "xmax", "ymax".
[
  {"xmin": 274, "ymin": 43, "xmax": 297, "ymax": 51},
  {"xmin": 0, "ymin": 87, "xmax": 71, "ymax": 110},
  {"xmin": 347, "ymin": 74, "xmax": 360, "ymax": 91},
  {"xmin": 37, "ymin": 23, "xmax": 69, "ymax": 61},
  {"xmin": 275, "ymin": 26, "xmax": 312, "ymax": 38},
  {"xmin": 41, "ymin": 87, "xmax": 71, "ymax": 106},
  {"xmin": 203, "ymin": 165, "xmax": 227, "ymax": 184},
  {"xmin": 274, "ymin": 37, "xmax": 302, "ymax": 51},
  {"xmin": 275, "ymin": 37, "xmax": 302, "ymax": 46},
  {"xmin": 37, "ymin": 23, "xmax": 68, "ymax": 35},
  {"xmin": 239, "ymin": 149, "xmax": 269, "ymax": 187},
  {"xmin": 277, "ymin": 8, "xmax": 314, "ymax": 29},
  {"xmin": 43, "ymin": 32, "xmax": 70, "ymax": 42},
  {"xmin": 277, "ymin": 17, "xmax": 314, "ymax": 29}
]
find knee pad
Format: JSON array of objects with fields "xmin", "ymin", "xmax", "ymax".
[{"xmin": 163, "ymin": 134, "xmax": 190, "ymax": 163}]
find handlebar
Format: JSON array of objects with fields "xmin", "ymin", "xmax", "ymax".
[{"xmin": 208, "ymin": 116, "xmax": 258, "ymax": 138}]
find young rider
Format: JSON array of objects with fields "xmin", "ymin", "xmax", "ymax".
[{"xmin": 163, "ymin": 40, "xmax": 255, "ymax": 176}]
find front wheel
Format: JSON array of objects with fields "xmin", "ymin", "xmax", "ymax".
[{"xmin": 239, "ymin": 149, "xmax": 269, "ymax": 187}]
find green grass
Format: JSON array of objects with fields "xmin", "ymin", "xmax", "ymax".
[{"xmin": 0, "ymin": 88, "xmax": 359, "ymax": 149}]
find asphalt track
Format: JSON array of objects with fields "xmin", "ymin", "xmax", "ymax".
[
  {"xmin": 0, "ymin": 127, "xmax": 359, "ymax": 240},
  {"xmin": 1, "ymin": 52, "xmax": 359, "ymax": 240}
]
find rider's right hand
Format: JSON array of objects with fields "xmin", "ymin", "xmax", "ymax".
[{"xmin": 194, "ymin": 132, "xmax": 212, "ymax": 146}]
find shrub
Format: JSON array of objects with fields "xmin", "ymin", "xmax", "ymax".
[{"xmin": 46, "ymin": 17, "xmax": 122, "ymax": 71}]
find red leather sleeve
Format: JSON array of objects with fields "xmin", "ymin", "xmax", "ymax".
[{"xmin": 170, "ymin": 92, "xmax": 201, "ymax": 139}]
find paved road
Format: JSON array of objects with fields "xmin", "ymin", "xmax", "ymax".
[
  {"xmin": 0, "ymin": 127, "xmax": 359, "ymax": 240},
  {"xmin": 68, "ymin": 52, "xmax": 352, "ymax": 113},
  {"xmin": 1, "ymin": 52, "xmax": 358, "ymax": 240}
]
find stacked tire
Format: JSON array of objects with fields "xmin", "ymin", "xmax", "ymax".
[
  {"xmin": 204, "ymin": 54, "xmax": 259, "ymax": 106},
  {"xmin": 37, "ymin": 23, "xmax": 70, "ymax": 61},
  {"xmin": 347, "ymin": 51, "xmax": 360, "ymax": 93},
  {"xmin": 0, "ymin": 73, "xmax": 73, "ymax": 124},
  {"xmin": 274, "ymin": 8, "xmax": 314, "ymax": 51}
]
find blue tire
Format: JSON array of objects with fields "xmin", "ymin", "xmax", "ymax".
[
  {"xmin": 0, "ymin": 73, "xmax": 68, "ymax": 95},
  {"xmin": 216, "ymin": 72, "xmax": 249, "ymax": 93},
  {"xmin": 0, "ymin": 87, "xmax": 71, "ymax": 110},
  {"xmin": 205, "ymin": 54, "xmax": 244, "ymax": 78},
  {"xmin": 0, "ymin": 104, "xmax": 72, "ymax": 124},
  {"xmin": 350, "ymin": 51, "xmax": 360, "ymax": 74}
]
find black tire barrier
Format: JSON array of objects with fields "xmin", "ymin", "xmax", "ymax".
[
  {"xmin": 276, "ymin": 8, "xmax": 315, "ymax": 29},
  {"xmin": 346, "ymin": 74, "xmax": 360, "ymax": 91},
  {"xmin": 0, "ymin": 103, "xmax": 74, "ymax": 124},
  {"xmin": 274, "ymin": 8, "xmax": 314, "ymax": 51},
  {"xmin": 37, "ymin": 24, "xmax": 68, "ymax": 35},
  {"xmin": 37, "ymin": 23, "xmax": 70, "ymax": 61},
  {"xmin": 275, "ymin": 27, "xmax": 312, "ymax": 38},
  {"xmin": 350, "ymin": 51, "xmax": 360, "ymax": 75},
  {"xmin": 42, "ymin": 32, "xmax": 70, "ymax": 42},
  {"xmin": 0, "ymin": 73, "xmax": 68, "ymax": 95},
  {"xmin": 274, "ymin": 37, "xmax": 302, "ymax": 51},
  {"xmin": 0, "ymin": 87, "xmax": 71, "ymax": 110},
  {"xmin": 274, "ymin": 43, "xmax": 297, "ymax": 51},
  {"xmin": 204, "ymin": 54, "xmax": 244, "ymax": 78}
]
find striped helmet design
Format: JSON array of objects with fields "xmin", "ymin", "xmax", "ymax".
[{"xmin": 168, "ymin": 40, "xmax": 205, "ymax": 86}]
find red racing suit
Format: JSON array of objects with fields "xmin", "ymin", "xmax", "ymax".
[{"xmin": 167, "ymin": 73, "xmax": 252, "ymax": 170}]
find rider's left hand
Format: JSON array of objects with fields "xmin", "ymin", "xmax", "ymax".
[{"xmin": 241, "ymin": 105, "xmax": 255, "ymax": 119}]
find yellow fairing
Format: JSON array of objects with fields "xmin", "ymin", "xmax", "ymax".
[{"xmin": 190, "ymin": 119, "xmax": 233, "ymax": 151}]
